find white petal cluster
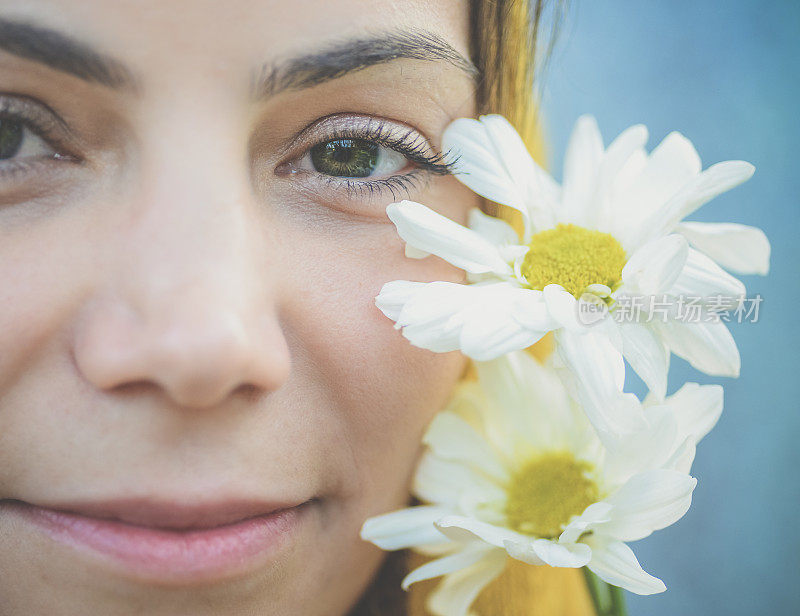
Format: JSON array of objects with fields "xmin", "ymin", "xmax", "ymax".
[
  {"xmin": 376, "ymin": 114, "xmax": 769, "ymax": 442},
  {"xmin": 362, "ymin": 114, "xmax": 768, "ymax": 615},
  {"xmin": 361, "ymin": 352, "xmax": 723, "ymax": 616}
]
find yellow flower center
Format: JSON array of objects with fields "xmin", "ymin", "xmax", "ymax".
[
  {"xmin": 504, "ymin": 452, "xmax": 599, "ymax": 538},
  {"xmin": 520, "ymin": 224, "xmax": 627, "ymax": 298}
]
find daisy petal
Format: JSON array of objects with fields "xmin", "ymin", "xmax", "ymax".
[
  {"xmin": 468, "ymin": 208, "xmax": 521, "ymax": 246},
  {"xmin": 442, "ymin": 117, "xmax": 527, "ymax": 209},
  {"xmin": 387, "ymin": 201, "xmax": 512, "ymax": 275},
  {"xmin": 662, "ymin": 436, "xmax": 698, "ymax": 474},
  {"xmin": 476, "ymin": 350, "xmax": 576, "ymax": 450},
  {"xmin": 639, "ymin": 160, "xmax": 755, "ymax": 243},
  {"xmin": 460, "ymin": 310, "xmax": 549, "ymax": 361},
  {"xmin": 618, "ymin": 323, "xmax": 669, "ymax": 400},
  {"xmin": 435, "ymin": 515, "xmax": 530, "ymax": 549},
  {"xmin": 480, "ymin": 114, "xmax": 560, "ymax": 224},
  {"xmin": 561, "ymin": 115, "xmax": 604, "ymax": 225},
  {"xmin": 621, "ymin": 234, "xmax": 689, "ymax": 296},
  {"xmin": 505, "ymin": 537, "xmax": 592, "ymax": 568},
  {"xmin": 655, "ymin": 318, "xmax": 740, "ymax": 377},
  {"xmin": 405, "ymin": 244, "xmax": 433, "ymax": 259},
  {"xmin": 443, "ymin": 115, "xmax": 559, "ymax": 239},
  {"xmin": 595, "ymin": 123, "xmax": 648, "ymax": 230},
  {"xmin": 423, "ymin": 412, "xmax": 509, "ymax": 482},
  {"xmin": 376, "ymin": 280, "xmax": 468, "ymax": 352},
  {"xmin": 459, "ymin": 286, "xmax": 555, "ymax": 360},
  {"xmin": 642, "ymin": 131, "xmax": 701, "ymax": 186},
  {"xmin": 618, "ymin": 132, "xmax": 702, "ymax": 238},
  {"xmin": 559, "ymin": 502, "xmax": 614, "ymax": 544},
  {"xmin": 401, "ymin": 543, "xmax": 497, "ymax": 590},
  {"xmin": 426, "ymin": 549, "xmax": 507, "ymax": 616},
  {"xmin": 603, "ymin": 406, "xmax": 679, "ymax": 483},
  {"xmin": 600, "ymin": 469, "xmax": 696, "ymax": 541},
  {"xmin": 360, "ymin": 505, "xmax": 451, "ymax": 550},
  {"xmin": 375, "ymin": 280, "xmax": 427, "ymax": 322},
  {"xmin": 663, "ymin": 382, "xmax": 724, "ymax": 444},
  {"xmin": 667, "ymin": 248, "xmax": 746, "ymax": 299},
  {"xmin": 378, "ymin": 281, "xmax": 556, "ymax": 359},
  {"xmin": 414, "ymin": 542, "xmax": 466, "ymax": 557},
  {"xmin": 605, "ymin": 124, "xmax": 648, "ymax": 164},
  {"xmin": 543, "ymin": 284, "xmax": 581, "ymax": 330},
  {"xmin": 585, "ymin": 536, "xmax": 667, "ymax": 595},
  {"xmin": 555, "ymin": 329, "xmax": 646, "ymax": 442},
  {"xmin": 677, "ymin": 221, "xmax": 770, "ymax": 275},
  {"xmin": 413, "ymin": 453, "xmax": 506, "ymax": 509},
  {"xmin": 499, "ymin": 540, "xmax": 541, "ymax": 566}
]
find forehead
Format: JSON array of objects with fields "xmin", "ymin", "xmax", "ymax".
[{"xmin": 0, "ymin": 0, "xmax": 472, "ymax": 88}]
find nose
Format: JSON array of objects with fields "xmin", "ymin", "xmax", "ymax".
[
  {"xmin": 72, "ymin": 121, "xmax": 291, "ymax": 409},
  {"xmin": 74, "ymin": 281, "xmax": 291, "ymax": 409}
]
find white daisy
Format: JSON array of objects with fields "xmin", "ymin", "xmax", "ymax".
[
  {"xmin": 361, "ymin": 351, "xmax": 723, "ymax": 616},
  {"xmin": 377, "ymin": 114, "xmax": 768, "ymax": 439}
]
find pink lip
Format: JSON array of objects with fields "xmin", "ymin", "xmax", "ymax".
[{"xmin": 2, "ymin": 497, "xmax": 309, "ymax": 583}]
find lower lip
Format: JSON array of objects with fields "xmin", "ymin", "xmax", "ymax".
[{"xmin": 4, "ymin": 500, "xmax": 306, "ymax": 583}]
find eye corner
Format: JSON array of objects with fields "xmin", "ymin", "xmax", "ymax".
[{"xmin": 274, "ymin": 160, "xmax": 297, "ymax": 178}]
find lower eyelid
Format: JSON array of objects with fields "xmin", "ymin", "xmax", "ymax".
[
  {"xmin": 276, "ymin": 160, "xmax": 428, "ymax": 206},
  {"xmin": 317, "ymin": 169, "xmax": 432, "ymax": 202}
]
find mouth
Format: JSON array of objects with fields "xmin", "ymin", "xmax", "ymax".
[{"xmin": 1, "ymin": 496, "xmax": 313, "ymax": 584}]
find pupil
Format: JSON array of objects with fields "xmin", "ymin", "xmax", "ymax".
[
  {"xmin": 311, "ymin": 138, "xmax": 379, "ymax": 178},
  {"xmin": 0, "ymin": 119, "xmax": 23, "ymax": 160},
  {"xmin": 332, "ymin": 145, "xmax": 354, "ymax": 163}
]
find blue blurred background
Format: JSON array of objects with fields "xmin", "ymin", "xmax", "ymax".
[{"xmin": 540, "ymin": 2, "xmax": 799, "ymax": 614}]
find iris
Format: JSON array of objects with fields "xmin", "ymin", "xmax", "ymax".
[
  {"xmin": 0, "ymin": 119, "xmax": 23, "ymax": 159},
  {"xmin": 311, "ymin": 138, "xmax": 379, "ymax": 178}
]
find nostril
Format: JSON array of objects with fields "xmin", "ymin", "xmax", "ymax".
[
  {"xmin": 105, "ymin": 380, "xmax": 261, "ymax": 410},
  {"xmin": 108, "ymin": 380, "xmax": 160, "ymax": 398},
  {"xmin": 233, "ymin": 383, "xmax": 266, "ymax": 405}
]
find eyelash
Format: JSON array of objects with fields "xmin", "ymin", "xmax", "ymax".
[
  {"xmin": 0, "ymin": 96, "xmax": 75, "ymax": 179},
  {"xmin": 299, "ymin": 117, "xmax": 458, "ymax": 200}
]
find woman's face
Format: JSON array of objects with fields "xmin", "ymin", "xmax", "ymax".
[{"xmin": 0, "ymin": 1, "xmax": 477, "ymax": 613}]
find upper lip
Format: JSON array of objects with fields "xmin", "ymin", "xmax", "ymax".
[{"xmin": 8, "ymin": 497, "xmax": 309, "ymax": 530}]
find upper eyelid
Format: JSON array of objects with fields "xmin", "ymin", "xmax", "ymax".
[
  {"xmin": 0, "ymin": 93, "xmax": 73, "ymax": 137},
  {"xmin": 0, "ymin": 94, "xmax": 81, "ymax": 163},
  {"xmin": 279, "ymin": 113, "xmax": 440, "ymax": 161}
]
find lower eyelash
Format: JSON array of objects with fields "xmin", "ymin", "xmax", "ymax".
[{"xmin": 324, "ymin": 169, "xmax": 430, "ymax": 201}]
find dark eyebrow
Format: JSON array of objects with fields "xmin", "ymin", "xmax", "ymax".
[
  {"xmin": 251, "ymin": 30, "xmax": 479, "ymax": 100},
  {"xmin": 0, "ymin": 20, "xmax": 476, "ymax": 99},
  {"xmin": 0, "ymin": 17, "xmax": 135, "ymax": 89}
]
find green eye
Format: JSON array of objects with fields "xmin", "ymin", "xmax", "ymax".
[
  {"xmin": 0, "ymin": 119, "xmax": 24, "ymax": 160},
  {"xmin": 310, "ymin": 138, "xmax": 381, "ymax": 178}
]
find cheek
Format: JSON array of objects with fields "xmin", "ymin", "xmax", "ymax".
[
  {"xmin": 0, "ymin": 211, "xmax": 89, "ymax": 393},
  {"xmin": 279, "ymin": 216, "xmax": 468, "ymax": 503}
]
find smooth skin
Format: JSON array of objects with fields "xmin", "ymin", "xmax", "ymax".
[{"xmin": 0, "ymin": 1, "xmax": 478, "ymax": 614}]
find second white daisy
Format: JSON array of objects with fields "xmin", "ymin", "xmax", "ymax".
[{"xmin": 361, "ymin": 350, "xmax": 723, "ymax": 616}]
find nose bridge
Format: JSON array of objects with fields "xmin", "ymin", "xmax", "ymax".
[
  {"xmin": 126, "ymin": 97, "xmax": 266, "ymax": 327},
  {"xmin": 130, "ymin": 156, "xmax": 259, "ymax": 322},
  {"xmin": 73, "ymin": 101, "xmax": 291, "ymax": 408}
]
